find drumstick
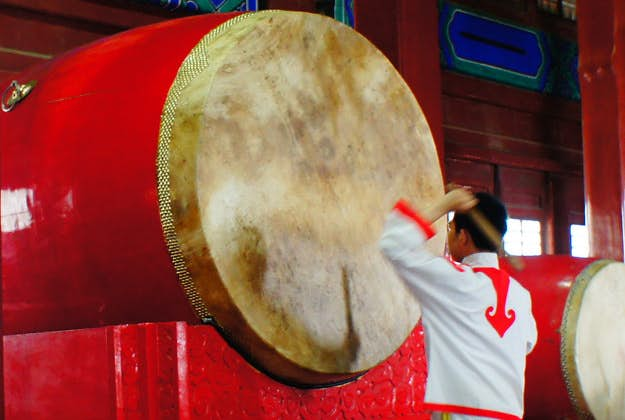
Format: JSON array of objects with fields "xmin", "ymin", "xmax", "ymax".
[{"xmin": 467, "ymin": 208, "xmax": 525, "ymax": 271}]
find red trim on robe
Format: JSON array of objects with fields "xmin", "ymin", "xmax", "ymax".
[
  {"xmin": 394, "ymin": 199, "xmax": 436, "ymax": 239},
  {"xmin": 424, "ymin": 403, "xmax": 522, "ymax": 420},
  {"xmin": 445, "ymin": 256, "xmax": 466, "ymax": 272},
  {"xmin": 474, "ymin": 267, "xmax": 516, "ymax": 338}
]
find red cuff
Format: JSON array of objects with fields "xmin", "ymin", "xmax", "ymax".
[{"xmin": 393, "ymin": 199, "xmax": 436, "ymax": 239}]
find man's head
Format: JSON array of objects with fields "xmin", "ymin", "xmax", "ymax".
[{"xmin": 447, "ymin": 192, "xmax": 508, "ymax": 261}]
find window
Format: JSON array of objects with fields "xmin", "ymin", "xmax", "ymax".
[
  {"xmin": 570, "ymin": 224, "xmax": 589, "ymax": 257},
  {"xmin": 504, "ymin": 218, "xmax": 542, "ymax": 256}
]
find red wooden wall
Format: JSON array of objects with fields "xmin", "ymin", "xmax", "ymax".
[
  {"xmin": 1, "ymin": 0, "xmax": 582, "ymax": 259},
  {"xmin": 0, "ymin": 0, "xmax": 193, "ymax": 82},
  {"xmin": 442, "ymin": 70, "xmax": 583, "ymax": 254},
  {"xmin": 440, "ymin": 1, "xmax": 583, "ymax": 256}
]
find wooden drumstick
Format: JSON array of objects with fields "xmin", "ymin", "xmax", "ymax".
[{"xmin": 467, "ymin": 208, "xmax": 526, "ymax": 271}]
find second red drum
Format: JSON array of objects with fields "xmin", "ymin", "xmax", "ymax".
[{"xmin": 502, "ymin": 255, "xmax": 625, "ymax": 419}]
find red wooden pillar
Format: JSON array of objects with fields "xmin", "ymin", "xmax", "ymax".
[
  {"xmin": 397, "ymin": 0, "xmax": 444, "ymax": 169},
  {"xmin": 577, "ymin": 0, "xmax": 624, "ymax": 260},
  {"xmin": 614, "ymin": 0, "xmax": 625, "ymax": 261},
  {"xmin": 355, "ymin": 0, "xmax": 444, "ymax": 169}
]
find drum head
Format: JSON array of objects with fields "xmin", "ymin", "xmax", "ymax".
[
  {"xmin": 562, "ymin": 260, "xmax": 625, "ymax": 417},
  {"xmin": 158, "ymin": 10, "xmax": 444, "ymax": 385}
]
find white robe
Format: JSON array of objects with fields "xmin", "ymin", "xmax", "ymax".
[{"xmin": 379, "ymin": 201, "xmax": 537, "ymax": 420}]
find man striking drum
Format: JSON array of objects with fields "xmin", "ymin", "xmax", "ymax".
[{"xmin": 380, "ymin": 186, "xmax": 537, "ymax": 420}]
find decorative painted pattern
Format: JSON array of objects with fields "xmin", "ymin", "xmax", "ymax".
[
  {"xmin": 136, "ymin": 0, "xmax": 258, "ymax": 13},
  {"xmin": 439, "ymin": 1, "xmax": 579, "ymax": 100},
  {"xmin": 134, "ymin": 0, "xmax": 353, "ymax": 26},
  {"xmin": 334, "ymin": 0, "xmax": 355, "ymax": 28}
]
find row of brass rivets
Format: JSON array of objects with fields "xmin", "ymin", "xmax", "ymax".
[{"xmin": 156, "ymin": 11, "xmax": 277, "ymax": 321}]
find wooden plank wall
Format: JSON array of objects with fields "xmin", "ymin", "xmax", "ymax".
[
  {"xmin": 442, "ymin": 1, "xmax": 582, "ymax": 255},
  {"xmin": 443, "ymin": 70, "xmax": 583, "ymax": 254},
  {"xmin": 0, "ymin": 0, "xmax": 188, "ymax": 82},
  {"xmin": 0, "ymin": 0, "xmax": 585, "ymax": 255}
]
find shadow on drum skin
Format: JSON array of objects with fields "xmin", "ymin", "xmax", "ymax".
[
  {"xmin": 227, "ymin": 225, "xmax": 363, "ymax": 383},
  {"xmin": 233, "ymin": 224, "xmax": 267, "ymax": 298},
  {"xmin": 340, "ymin": 266, "xmax": 361, "ymax": 371}
]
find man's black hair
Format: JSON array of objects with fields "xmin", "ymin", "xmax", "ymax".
[{"xmin": 452, "ymin": 192, "xmax": 508, "ymax": 252}]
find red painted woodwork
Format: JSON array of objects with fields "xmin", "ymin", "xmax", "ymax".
[
  {"xmin": 0, "ymin": 0, "xmax": 172, "ymax": 28},
  {"xmin": 354, "ymin": 0, "xmax": 444, "ymax": 169},
  {"xmin": 445, "ymin": 158, "xmax": 495, "ymax": 193},
  {"xmin": 499, "ymin": 166, "xmax": 559, "ymax": 254},
  {"xmin": 0, "ymin": 0, "xmax": 181, "ymax": 86},
  {"xmin": 499, "ymin": 167, "xmax": 547, "ymax": 220},
  {"xmin": 0, "ymin": 14, "xmax": 244, "ymax": 335},
  {"xmin": 552, "ymin": 174, "xmax": 585, "ymax": 254},
  {"xmin": 500, "ymin": 255, "xmax": 598, "ymax": 419},
  {"xmin": 0, "ymin": 10, "xmax": 114, "ymax": 55},
  {"xmin": 4, "ymin": 253, "xmax": 599, "ymax": 419},
  {"xmin": 442, "ymin": 73, "xmax": 583, "ymax": 175},
  {"xmin": 615, "ymin": 0, "xmax": 625, "ymax": 262},
  {"xmin": 442, "ymin": 71, "xmax": 581, "ymax": 121},
  {"xmin": 353, "ymin": 0, "xmax": 445, "ymax": 168},
  {"xmin": 4, "ymin": 256, "xmax": 602, "ymax": 419},
  {"xmin": 396, "ymin": 0, "xmax": 444, "ymax": 167},
  {"xmin": 0, "ymin": 51, "xmax": 47, "ymax": 74},
  {"xmin": 577, "ymin": 0, "xmax": 624, "ymax": 260},
  {"xmin": 354, "ymin": 1, "xmax": 398, "ymax": 70},
  {"xmin": 442, "ymin": 69, "xmax": 583, "ymax": 254},
  {"xmin": 3, "ymin": 322, "xmax": 429, "ymax": 419},
  {"xmin": 264, "ymin": 0, "xmax": 316, "ymax": 12}
]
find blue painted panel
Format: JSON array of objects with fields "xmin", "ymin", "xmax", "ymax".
[
  {"xmin": 334, "ymin": 0, "xmax": 355, "ymax": 27},
  {"xmin": 439, "ymin": 1, "xmax": 579, "ymax": 100},
  {"xmin": 448, "ymin": 10, "xmax": 543, "ymax": 77}
]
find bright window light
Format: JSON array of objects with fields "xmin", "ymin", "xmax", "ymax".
[
  {"xmin": 504, "ymin": 218, "xmax": 542, "ymax": 256},
  {"xmin": 570, "ymin": 224, "xmax": 589, "ymax": 257}
]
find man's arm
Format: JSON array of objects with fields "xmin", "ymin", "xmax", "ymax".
[
  {"xmin": 378, "ymin": 187, "xmax": 478, "ymax": 302},
  {"xmin": 420, "ymin": 186, "xmax": 479, "ymax": 224}
]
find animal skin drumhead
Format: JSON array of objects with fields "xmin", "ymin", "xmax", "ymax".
[
  {"xmin": 561, "ymin": 260, "xmax": 625, "ymax": 419},
  {"xmin": 158, "ymin": 10, "xmax": 444, "ymax": 385}
]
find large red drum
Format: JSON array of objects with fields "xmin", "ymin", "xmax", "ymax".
[
  {"xmin": 0, "ymin": 11, "xmax": 445, "ymax": 385},
  {"xmin": 502, "ymin": 255, "xmax": 625, "ymax": 419}
]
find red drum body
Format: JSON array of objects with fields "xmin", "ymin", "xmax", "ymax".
[
  {"xmin": 0, "ymin": 14, "xmax": 239, "ymax": 334},
  {"xmin": 1, "ymin": 11, "xmax": 445, "ymax": 385},
  {"xmin": 503, "ymin": 255, "xmax": 625, "ymax": 419}
]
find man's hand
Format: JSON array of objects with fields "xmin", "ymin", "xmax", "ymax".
[
  {"xmin": 421, "ymin": 184, "xmax": 478, "ymax": 224},
  {"xmin": 443, "ymin": 184, "xmax": 479, "ymax": 213}
]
